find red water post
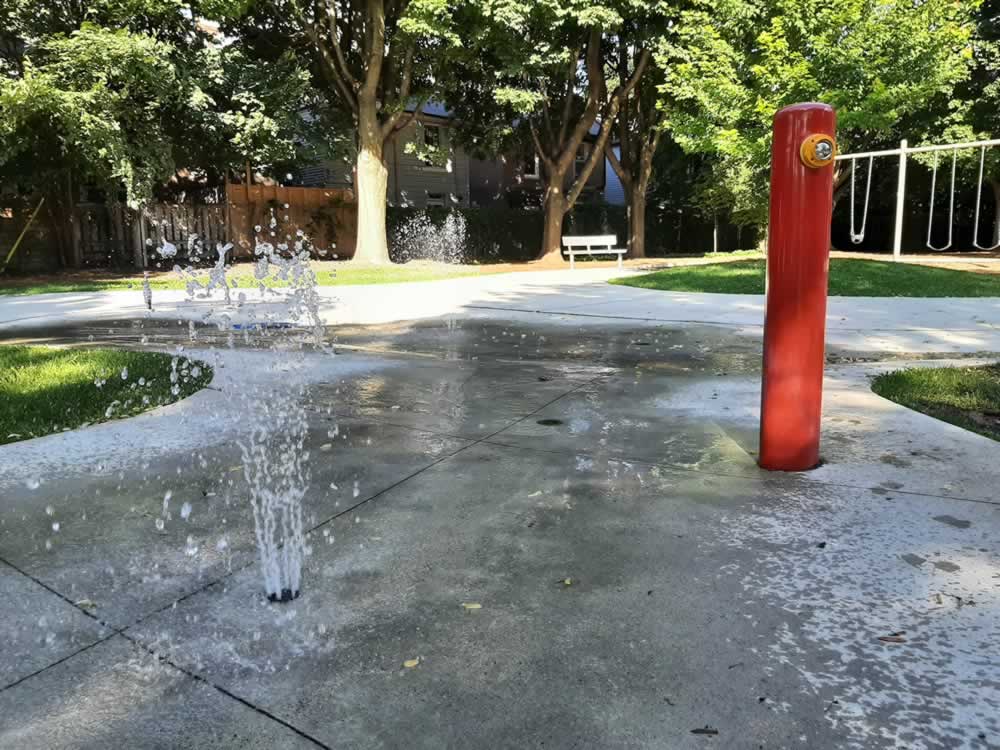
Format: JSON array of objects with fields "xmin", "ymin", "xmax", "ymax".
[{"xmin": 759, "ymin": 103, "xmax": 837, "ymax": 471}]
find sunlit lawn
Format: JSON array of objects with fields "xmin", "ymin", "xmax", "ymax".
[
  {"xmin": 873, "ymin": 364, "xmax": 1000, "ymax": 441},
  {"xmin": 0, "ymin": 346, "xmax": 212, "ymax": 444},
  {"xmin": 613, "ymin": 258, "xmax": 1000, "ymax": 297},
  {"xmin": 0, "ymin": 262, "xmax": 484, "ymax": 296}
]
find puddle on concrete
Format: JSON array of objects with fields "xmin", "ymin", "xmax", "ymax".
[{"xmin": 933, "ymin": 514, "xmax": 972, "ymax": 529}]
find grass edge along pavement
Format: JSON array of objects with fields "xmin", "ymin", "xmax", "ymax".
[
  {"xmin": 0, "ymin": 252, "xmax": 766, "ymax": 296},
  {"xmin": 872, "ymin": 363, "xmax": 1000, "ymax": 443},
  {"xmin": 613, "ymin": 258, "xmax": 1000, "ymax": 297},
  {"xmin": 0, "ymin": 345, "xmax": 212, "ymax": 445},
  {"xmin": 0, "ymin": 262, "xmax": 485, "ymax": 296}
]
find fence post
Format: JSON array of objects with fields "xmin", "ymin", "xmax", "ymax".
[
  {"xmin": 892, "ymin": 139, "xmax": 907, "ymax": 261},
  {"xmin": 131, "ymin": 209, "xmax": 145, "ymax": 269},
  {"xmin": 759, "ymin": 103, "xmax": 837, "ymax": 471}
]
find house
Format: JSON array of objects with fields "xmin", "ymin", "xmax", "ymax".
[
  {"xmin": 300, "ymin": 103, "xmax": 472, "ymax": 208},
  {"xmin": 604, "ymin": 145, "xmax": 626, "ymax": 206},
  {"xmin": 469, "ymin": 124, "xmax": 607, "ymax": 209},
  {"xmin": 301, "ymin": 104, "xmax": 607, "ymax": 209}
]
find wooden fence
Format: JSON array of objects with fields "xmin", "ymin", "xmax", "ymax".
[
  {"xmin": 75, "ymin": 202, "xmax": 133, "ymax": 267},
  {"xmin": 65, "ymin": 183, "xmax": 357, "ymax": 269},
  {"xmin": 142, "ymin": 203, "xmax": 228, "ymax": 266},
  {"xmin": 226, "ymin": 183, "xmax": 356, "ymax": 261}
]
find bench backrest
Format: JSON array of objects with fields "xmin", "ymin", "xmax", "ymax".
[{"xmin": 562, "ymin": 234, "xmax": 618, "ymax": 248}]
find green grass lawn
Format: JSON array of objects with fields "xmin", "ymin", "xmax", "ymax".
[
  {"xmin": 0, "ymin": 346, "xmax": 212, "ymax": 444},
  {"xmin": 613, "ymin": 258, "xmax": 1000, "ymax": 297},
  {"xmin": 0, "ymin": 262, "xmax": 484, "ymax": 296},
  {"xmin": 872, "ymin": 364, "xmax": 1000, "ymax": 441}
]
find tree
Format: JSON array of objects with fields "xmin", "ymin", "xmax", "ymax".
[
  {"xmin": 602, "ymin": 13, "xmax": 667, "ymax": 259},
  {"xmin": 660, "ymin": 0, "xmax": 979, "ymax": 230},
  {"xmin": 0, "ymin": 0, "xmax": 336, "ymax": 267},
  {"xmin": 0, "ymin": 23, "xmax": 195, "ymax": 265},
  {"xmin": 209, "ymin": 0, "xmax": 463, "ymax": 264},
  {"xmin": 449, "ymin": 1, "xmax": 650, "ymax": 261}
]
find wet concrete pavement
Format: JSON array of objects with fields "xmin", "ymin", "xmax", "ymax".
[{"xmin": 1, "ymin": 316, "xmax": 998, "ymax": 749}]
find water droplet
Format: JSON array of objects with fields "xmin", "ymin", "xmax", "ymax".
[
  {"xmin": 45, "ymin": 505, "xmax": 54, "ymax": 515},
  {"xmin": 121, "ymin": 367, "xmax": 128, "ymax": 380},
  {"xmin": 51, "ymin": 522, "xmax": 60, "ymax": 532},
  {"xmin": 26, "ymin": 478, "xmax": 41, "ymax": 490},
  {"xmin": 155, "ymin": 518, "xmax": 165, "ymax": 531},
  {"xmin": 180, "ymin": 502, "xmax": 192, "ymax": 520}
]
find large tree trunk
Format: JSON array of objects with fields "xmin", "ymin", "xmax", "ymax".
[
  {"xmin": 539, "ymin": 176, "xmax": 568, "ymax": 261},
  {"xmin": 352, "ymin": 103, "xmax": 391, "ymax": 264},
  {"xmin": 628, "ymin": 188, "xmax": 647, "ymax": 259}
]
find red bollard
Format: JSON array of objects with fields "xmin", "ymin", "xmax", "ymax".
[{"xmin": 759, "ymin": 103, "xmax": 837, "ymax": 471}]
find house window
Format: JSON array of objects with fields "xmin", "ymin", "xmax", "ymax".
[
  {"xmin": 421, "ymin": 124, "xmax": 443, "ymax": 168},
  {"xmin": 575, "ymin": 147, "xmax": 587, "ymax": 176},
  {"xmin": 523, "ymin": 153, "xmax": 540, "ymax": 179},
  {"xmin": 426, "ymin": 191, "xmax": 447, "ymax": 207},
  {"xmin": 424, "ymin": 125, "xmax": 441, "ymax": 150}
]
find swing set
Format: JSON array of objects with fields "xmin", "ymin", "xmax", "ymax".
[{"xmin": 835, "ymin": 137, "xmax": 1000, "ymax": 259}]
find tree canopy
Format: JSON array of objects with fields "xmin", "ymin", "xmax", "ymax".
[
  {"xmin": 1, "ymin": 0, "xmax": 996, "ymax": 266},
  {"xmin": 446, "ymin": 0, "xmax": 654, "ymax": 259},
  {"xmin": 659, "ymin": 0, "xmax": 980, "ymax": 224},
  {"xmin": 0, "ymin": 0, "xmax": 339, "ymax": 207}
]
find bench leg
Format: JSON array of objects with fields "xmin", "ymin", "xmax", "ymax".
[
  {"xmin": 617, "ymin": 254, "xmax": 622, "ymax": 270},
  {"xmin": 570, "ymin": 254, "xmax": 574, "ymax": 270}
]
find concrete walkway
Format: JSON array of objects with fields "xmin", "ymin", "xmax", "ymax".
[
  {"xmin": 3, "ymin": 267, "xmax": 1000, "ymax": 353},
  {"xmin": 1, "ymin": 275, "xmax": 999, "ymax": 748}
]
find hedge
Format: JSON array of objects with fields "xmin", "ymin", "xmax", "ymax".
[{"xmin": 386, "ymin": 204, "xmax": 757, "ymax": 262}]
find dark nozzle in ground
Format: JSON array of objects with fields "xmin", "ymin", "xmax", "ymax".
[{"xmin": 267, "ymin": 588, "xmax": 301, "ymax": 603}]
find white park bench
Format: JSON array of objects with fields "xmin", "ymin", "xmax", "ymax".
[{"xmin": 562, "ymin": 234, "xmax": 627, "ymax": 269}]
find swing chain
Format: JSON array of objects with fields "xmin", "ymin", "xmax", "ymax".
[
  {"xmin": 926, "ymin": 149, "xmax": 957, "ymax": 252},
  {"xmin": 972, "ymin": 146, "xmax": 1000, "ymax": 251},
  {"xmin": 849, "ymin": 155, "xmax": 874, "ymax": 244}
]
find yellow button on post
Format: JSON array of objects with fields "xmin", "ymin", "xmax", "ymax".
[{"xmin": 800, "ymin": 134, "xmax": 836, "ymax": 169}]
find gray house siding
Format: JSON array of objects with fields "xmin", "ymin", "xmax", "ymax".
[
  {"xmin": 388, "ymin": 117, "xmax": 471, "ymax": 208},
  {"xmin": 299, "ymin": 162, "xmax": 353, "ymax": 190},
  {"xmin": 604, "ymin": 146, "xmax": 626, "ymax": 206},
  {"xmin": 299, "ymin": 114, "xmax": 470, "ymax": 208},
  {"xmin": 469, "ymin": 142, "xmax": 606, "ymax": 209}
]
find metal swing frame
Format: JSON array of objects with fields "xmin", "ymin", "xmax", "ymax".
[{"xmin": 836, "ymin": 137, "xmax": 1000, "ymax": 260}]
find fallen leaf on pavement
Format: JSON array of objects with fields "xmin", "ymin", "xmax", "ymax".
[
  {"xmin": 403, "ymin": 658, "xmax": 421, "ymax": 668},
  {"xmin": 691, "ymin": 726, "xmax": 719, "ymax": 736}
]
